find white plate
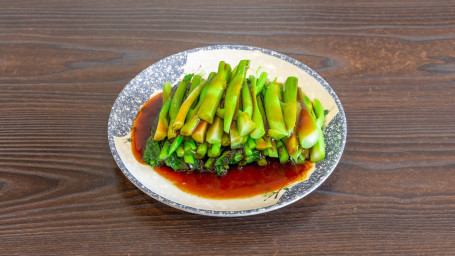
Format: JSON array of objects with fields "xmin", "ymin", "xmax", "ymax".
[{"xmin": 108, "ymin": 45, "xmax": 346, "ymax": 216}]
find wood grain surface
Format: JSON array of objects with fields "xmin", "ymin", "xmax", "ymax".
[{"xmin": 1, "ymin": 0, "xmax": 455, "ymax": 255}]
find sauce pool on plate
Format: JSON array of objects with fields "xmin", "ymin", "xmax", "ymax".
[{"xmin": 131, "ymin": 92, "xmax": 313, "ymax": 199}]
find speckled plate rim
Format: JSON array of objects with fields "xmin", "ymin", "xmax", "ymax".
[{"xmin": 108, "ymin": 44, "xmax": 347, "ymax": 217}]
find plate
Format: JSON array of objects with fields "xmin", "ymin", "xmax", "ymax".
[{"xmin": 108, "ymin": 45, "xmax": 346, "ymax": 217}]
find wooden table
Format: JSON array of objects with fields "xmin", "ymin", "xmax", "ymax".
[{"xmin": 1, "ymin": 1, "xmax": 454, "ymax": 255}]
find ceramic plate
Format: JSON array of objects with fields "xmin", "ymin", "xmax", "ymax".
[{"xmin": 108, "ymin": 45, "xmax": 346, "ymax": 217}]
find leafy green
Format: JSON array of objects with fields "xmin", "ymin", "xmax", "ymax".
[
  {"xmin": 165, "ymin": 152, "xmax": 190, "ymax": 171},
  {"xmin": 143, "ymin": 139, "xmax": 162, "ymax": 167},
  {"xmin": 239, "ymin": 149, "xmax": 261, "ymax": 166}
]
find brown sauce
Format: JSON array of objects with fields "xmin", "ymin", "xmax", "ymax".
[
  {"xmin": 131, "ymin": 92, "xmax": 313, "ymax": 199},
  {"xmin": 131, "ymin": 93, "xmax": 163, "ymax": 164}
]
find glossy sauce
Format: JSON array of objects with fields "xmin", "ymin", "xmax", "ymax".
[
  {"xmin": 131, "ymin": 92, "xmax": 314, "ymax": 199},
  {"xmin": 131, "ymin": 93, "xmax": 163, "ymax": 164}
]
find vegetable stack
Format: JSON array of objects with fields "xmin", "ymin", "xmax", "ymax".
[{"xmin": 143, "ymin": 60, "xmax": 326, "ymax": 175}]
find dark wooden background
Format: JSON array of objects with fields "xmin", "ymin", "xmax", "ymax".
[{"xmin": 1, "ymin": 0, "xmax": 454, "ymax": 255}]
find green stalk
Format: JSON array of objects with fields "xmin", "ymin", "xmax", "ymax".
[
  {"xmin": 191, "ymin": 120, "xmax": 208, "ymax": 143},
  {"xmin": 187, "ymin": 72, "xmax": 216, "ymax": 121},
  {"xmin": 255, "ymin": 72, "xmax": 268, "ymax": 95},
  {"xmin": 180, "ymin": 116, "xmax": 200, "ymax": 136},
  {"xmin": 176, "ymin": 145, "xmax": 185, "ymax": 157},
  {"xmin": 196, "ymin": 142, "xmax": 208, "ymax": 157},
  {"xmin": 159, "ymin": 139, "xmax": 170, "ymax": 160},
  {"xmin": 247, "ymin": 136, "xmax": 256, "ymax": 149},
  {"xmin": 168, "ymin": 74, "xmax": 194, "ymax": 139},
  {"xmin": 284, "ymin": 131, "xmax": 299, "ymax": 158},
  {"xmin": 313, "ymin": 98, "xmax": 325, "ymax": 128},
  {"xmin": 223, "ymin": 60, "xmax": 250, "ymax": 133},
  {"xmin": 257, "ymin": 95, "xmax": 268, "ymax": 129},
  {"xmin": 254, "ymin": 137, "xmax": 272, "ymax": 150},
  {"xmin": 197, "ymin": 62, "xmax": 231, "ymax": 124},
  {"xmin": 264, "ymin": 82, "xmax": 288, "ymax": 140},
  {"xmin": 172, "ymin": 81, "xmax": 205, "ymax": 131},
  {"xmin": 257, "ymin": 158, "xmax": 267, "ymax": 166},
  {"xmin": 169, "ymin": 74, "xmax": 193, "ymax": 121},
  {"xmin": 302, "ymin": 94, "xmax": 317, "ymax": 121},
  {"xmin": 221, "ymin": 132, "xmax": 230, "ymax": 146},
  {"xmin": 206, "ymin": 116, "xmax": 224, "ymax": 144},
  {"xmin": 162, "ymin": 81, "xmax": 172, "ymax": 104},
  {"xmin": 267, "ymin": 140, "xmax": 278, "ymax": 158},
  {"xmin": 277, "ymin": 141, "xmax": 290, "ymax": 163},
  {"xmin": 153, "ymin": 98, "xmax": 171, "ymax": 141},
  {"xmin": 242, "ymin": 78, "xmax": 253, "ymax": 117},
  {"xmin": 283, "ymin": 76, "xmax": 298, "ymax": 134},
  {"xmin": 184, "ymin": 152, "xmax": 195, "ymax": 164},
  {"xmin": 297, "ymin": 101, "xmax": 320, "ymax": 149},
  {"xmin": 216, "ymin": 107, "xmax": 225, "ymax": 118},
  {"xmin": 232, "ymin": 151, "xmax": 244, "ymax": 164},
  {"xmin": 209, "ymin": 143, "xmax": 221, "ymax": 157},
  {"xmin": 187, "ymin": 75, "xmax": 203, "ymax": 97},
  {"xmin": 184, "ymin": 140, "xmax": 197, "ymax": 152},
  {"xmin": 244, "ymin": 143, "xmax": 253, "ymax": 156},
  {"xmin": 204, "ymin": 157, "xmax": 215, "ymax": 169},
  {"xmin": 310, "ymin": 132, "xmax": 325, "ymax": 162},
  {"xmin": 237, "ymin": 110, "xmax": 256, "ymax": 136},
  {"xmin": 250, "ymin": 77, "xmax": 267, "ymax": 139},
  {"xmin": 230, "ymin": 64, "xmax": 238, "ymax": 82},
  {"xmin": 168, "ymin": 135, "xmax": 184, "ymax": 156},
  {"xmin": 230, "ymin": 123, "xmax": 247, "ymax": 148}
]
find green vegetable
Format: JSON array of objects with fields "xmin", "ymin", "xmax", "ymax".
[
  {"xmin": 187, "ymin": 72, "xmax": 215, "ymax": 121},
  {"xmin": 250, "ymin": 86, "xmax": 266, "ymax": 139},
  {"xmin": 206, "ymin": 116, "xmax": 224, "ymax": 144},
  {"xmin": 143, "ymin": 140, "xmax": 161, "ymax": 166},
  {"xmin": 196, "ymin": 142, "xmax": 208, "ymax": 158},
  {"xmin": 310, "ymin": 132, "xmax": 325, "ymax": 162},
  {"xmin": 242, "ymin": 79, "xmax": 253, "ymax": 117},
  {"xmin": 162, "ymin": 81, "xmax": 172, "ymax": 104},
  {"xmin": 223, "ymin": 60, "xmax": 250, "ymax": 133},
  {"xmin": 313, "ymin": 98, "xmax": 324, "ymax": 129},
  {"xmin": 176, "ymin": 145, "xmax": 185, "ymax": 157},
  {"xmin": 172, "ymin": 81, "xmax": 205, "ymax": 131},
  {"xmin": 153, "ymin": 98, "xmax": 171, "ymax": 141},
  {"xmin": 184, "ymin": 151, "xmax": 196, "ymax": 164},
  {"xmin": 180, "ymin": 115, "xmax": 200, "ymax": 136},
  {"xmin": 191, "ymin": 121, "xmax": 208, "ymax": 143},
  {"xmin": 237, "ymin": 110, "xmax": 256, "ymax": 136},
  {"xmin": 264, "ymin": 82, "xmax": 287, "ymax": 140},
  {"xmin": 184, "ymin": 140, "xmax": 197, "ymax": 152},
  {"xmin": 277, "ymin": 140, "xmax": 290, "ymax": 163},
  {"xmin": 229, "ymin": 123, "xmax": 247, "ymax": 148},
  {"xmin": 208, "ymin": 143, "xmax": 221, "ymax": 157},
  {"xmin": 166, "ymin": 152, "xmax": 189, "ymax": 171},
  {"xmin": 168, "ymin": 135, "xmax": 184, "ymax": 156},
  {"xmin": 168, "ymin": 74, "xmax": 194, "ymax": 139},
  {"xmin": 255, "ymin": 72, "xmax": 268, "ymax": 95},
  {"xmin": 283, "ymin": 76, "xmax": 298, "ymax": 134},
  {"xmin": 159, "ymin": 139, "xmax": 170, "ymax": 160},
  {"xmin": 297, "ymin": 99, "xmax": 321, "ymax": 149},
  {"xmin": 142, "ymin": 60, "xmax": 328, "ymax": 174},
  {"xmin": 197, "ymin": 62, "xmax": 231, "ymax": 124},
  {"xmin": 187, "ymin": 75, "xmax": 203, "ymax": 97}
]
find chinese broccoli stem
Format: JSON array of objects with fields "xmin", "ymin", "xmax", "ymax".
[
  {"xmin": 153, "ymin": 97, "xmax": 171, "ymax": 141},
  {"xmin": 168, "ymin": 74, "xmax": 194, "ymax": 139},
  {"xmin": 197, "ymin": 62, "xmax": 231, "ymax": 124},
  {"xmin": 172, "ymin": 81, "xmax": 205, "ymax": 131},
  {"xmin": 223, "ymin": 60, "xmax": 250, "ymax": 133},
  {"xmin": 264, "ymin": 82, "xmax": 287, "ymax": 140}
]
